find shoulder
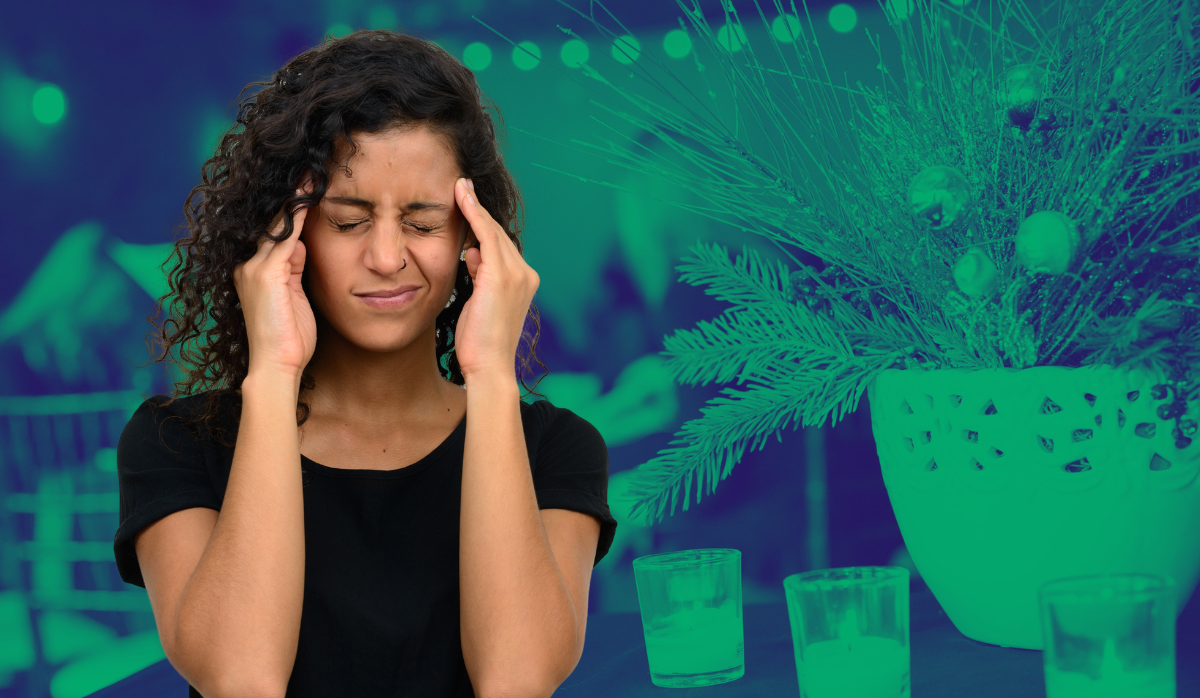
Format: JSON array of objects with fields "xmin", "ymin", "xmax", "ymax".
[
  {"xmin": 522, "ymin": 397, "xmax": 618, "ymax": 565},
  {"xmin": 122, "ymin": 390, "xmax": 239, "ymax": 454},
  {"xmin": 522, "ymin": 397, "xmax": 604, "ymax": 442},
  {"xmin": 520, "ymin": 397, "xmax": 608, "ymax": 473},
  {"xmin": 127, "ymin": 389, "xmax": 235, "ymax": 428},
  {"xmin": 134, "ymin": 391, "xmax": 216, "ymax": 417}
]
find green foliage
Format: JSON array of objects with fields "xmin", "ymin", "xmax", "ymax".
[{"xmin": 529, "ymin": 0, "xmax": 1200, "ymax": 523}]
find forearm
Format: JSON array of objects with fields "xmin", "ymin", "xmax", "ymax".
[
  {"xmin": 175, "ymin": 370, "xmax": 306, "ymax": 697},
  {"xmin": 459, "ymin": 371, "xmax": 579, "ymax": 697}
]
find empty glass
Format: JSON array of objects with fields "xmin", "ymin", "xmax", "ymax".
[
  {"xmin": 783, "ymin": 566, "xmax": 911, "ymax": 698},
  {"xmin": 1040, "ymin": 573, "xmax": 1176, "ymax": 698},
  {"xmin": 631, "ymin": 548, "xmax": 745, "ymax": 687}
]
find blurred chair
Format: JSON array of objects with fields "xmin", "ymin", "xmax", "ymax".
[{"xmin": 0, "ymin": 384, "xmax": 164, "ymax": 698}]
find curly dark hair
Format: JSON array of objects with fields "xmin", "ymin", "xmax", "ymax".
[{"xmin": 148, "ymin": 29, "xmax": 548, "ymax": 445}]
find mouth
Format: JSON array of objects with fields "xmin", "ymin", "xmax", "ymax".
[
  {"xmin": 357, "ymin": 284, "xmax": 420, "ymax": 298},
  {"xmin": 355, "ymin": 286, "xmax": 420, "ymax": 309}
]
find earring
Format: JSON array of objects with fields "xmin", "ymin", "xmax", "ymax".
[{"xmin": 460, "ymin": 249, "xmax": 467, "ymax": 262}]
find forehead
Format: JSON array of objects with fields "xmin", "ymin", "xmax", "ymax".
[{"xmin": 329, "ymin": 126, "xmax": 458, "ymax": 186}]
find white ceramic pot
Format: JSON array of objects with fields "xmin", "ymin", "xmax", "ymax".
[{"xmin": 867, "ymin": 364, "xmax": 1200, "ymax": 649}]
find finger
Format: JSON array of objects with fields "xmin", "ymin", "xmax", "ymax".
[
  {"xmin": 251, "ymin": 189, "xmax": 301, "ymax": 260},
  {"xmin": 288, "ymin": 239, "xmax": 307, "ymax": 286},
  {"xmin": 467, "ymin": 179, "xmax": 521, "ymax": 259},
  {"xmin": 456, "ymin": 178, "xmax": 516, "ymax": 266},
  {"xmin": 266, "ymin": 190, "xmax": 310, "ymax": 264},
  {"xmin": 456, "ymin": 179, "xmax": 500, "ymax": 251},
  {"xmin": 455, "ymin": 180, "xmax": 482, "ymax": 272},
  {"xmin": 463, "ymin": 247, "xmax": 482, "ymax": 279},
  {"xmin": 251, "ymin": 209, "xmax": 286, "ymax": 260}
]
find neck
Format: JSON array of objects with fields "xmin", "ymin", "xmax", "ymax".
[{"xmin": 302, "ymin": 317, "xmax": 459, "ymax": 432}]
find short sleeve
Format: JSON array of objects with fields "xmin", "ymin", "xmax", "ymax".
[
  {"xmin": 113, "ymin": 396, "xmax": 222, "ymax": 588},
  {"xmin": 530, "ymin": 400, "xmax": 618, "ymax": 568}
]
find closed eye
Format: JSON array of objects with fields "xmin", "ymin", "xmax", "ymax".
[{"xmin": 331, "ymin": 219, "xmax": 437, "ymax": 233}]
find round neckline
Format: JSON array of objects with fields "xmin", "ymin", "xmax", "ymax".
[{"xmin": 300, "ymin": 413, "xmax": 467, "ymax": 479}]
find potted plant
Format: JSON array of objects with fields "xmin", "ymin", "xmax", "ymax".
[{"xmin": 520, "ymin": 0, "xmax": 1200, "ymax": 648}]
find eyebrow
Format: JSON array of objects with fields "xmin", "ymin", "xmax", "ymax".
[{"xmin": 324, "ymin": 196, "xmax": 448, "ymax": 212}]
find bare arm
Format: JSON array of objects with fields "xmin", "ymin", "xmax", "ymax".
[
  {"xmin": 171, "ymin": 187, "xmax": 315, "ymax": 697},
  {"xmin": 171, "ymin": 371, "xmax": 306, "ymax": 697},
  {"xmin": 458, "ymin": 372, "xmax": 581, "ymax": 698},
  {"xmin": 451, "ymin": 175, "xmax": 581, "ymax": 697}
]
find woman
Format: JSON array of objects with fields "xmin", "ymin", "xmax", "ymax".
[{"xmin": 112, "ymin": 30, "xmax": 617, "ymax": 698}]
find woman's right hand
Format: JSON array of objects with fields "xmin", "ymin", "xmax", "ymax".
[{"xmin": 233, "ymin": 187, "xmax": 317, "ymax": 382}]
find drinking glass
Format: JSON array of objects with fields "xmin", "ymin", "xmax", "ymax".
[
  {"xmin": 1040, "ymin": 573, "xmax": 1176, "ymax": 698},
  {"xmin": 631, "ymin": 548, "xmax": 745, "ymax": 687},
  {"xmin": 783, "ymin": 566, "xmax": 911, "ymax": 698}
]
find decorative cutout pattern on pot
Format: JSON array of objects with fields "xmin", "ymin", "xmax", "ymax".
[{"xmin": 867, "ymin": 366, "xmax": 1200, "ymax": 494}]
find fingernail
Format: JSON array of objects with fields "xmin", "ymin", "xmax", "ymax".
[{"xmin": 467, "ymin": 179, "xmax": 475, "ymax": 193}]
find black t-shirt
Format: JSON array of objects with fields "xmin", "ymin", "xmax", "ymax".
[{"xmin": 113, "ymin": 390, "xmax": 617, "ymax": 698}]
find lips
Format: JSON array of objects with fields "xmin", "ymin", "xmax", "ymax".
[
  {"xmin": 356, "ymin": 287, "xmax": 418, "ymax": 309},
  {"xmin": 356, "ymin": 285, "xmax": 420, "ymax": 298}
]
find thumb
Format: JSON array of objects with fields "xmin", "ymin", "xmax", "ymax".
[
  {"xmin": 457, "ymin": 301, "xmax": 469, "ymax": 331},
  {"xmin": 464, "ymin": 248, "xmax": 482, "ymax": 278},
  {"xmin": 288, "ymin": 240, "xmax": 307, "ymax": 283}
]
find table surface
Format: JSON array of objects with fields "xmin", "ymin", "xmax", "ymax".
[{"xmin": 89, "ymin": 580, "xmax": 1199, "ymax": 698}]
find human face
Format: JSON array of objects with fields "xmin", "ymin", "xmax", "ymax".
[{"xmin": 301, "ymin": 125, "xmax": 475, "ymax": 353}]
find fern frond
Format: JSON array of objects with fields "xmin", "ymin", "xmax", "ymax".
[
  {"xmin": 623, "ymin": 351, "xmax": 898, "ymax": 525},
  {"xmin": 675, "ymin": 240, "xmax": 790, "ymax": 310}
]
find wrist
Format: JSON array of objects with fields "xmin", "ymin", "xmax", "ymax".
[
  {"xmin": 462, "ymin": 368, "xmax": 519, "ymax": 393},
  {"xmin": 242, "ymin": 367, "xmax": 303, "ymax": 401}
]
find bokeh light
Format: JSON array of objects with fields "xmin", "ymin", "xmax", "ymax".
[
  {"xmin": 367, "ymin": 6, "xmax": 399, "ymax": 30},
  {"xmin": 513, "ymin": 41, "xmax": 541, "ymax": 70},
  {"xmin": 326, "ymin": 22, "xmax": 353, "ymax": 38},
  {"xmin": 561, "ymin": 39, "xmax": 589, "ymax": 68},
  {"xmin": 611, "ymin": 35, "xmax": 641, "ymax": 65},
  {"xmin": 31, "ymin": 84, "xmax": 66, "ymax": 125},
  {"xmin": 828, "ymin": 4, "xmax": 858, "ymax": 33},
  {"xmin": 716, "ymin": 23, "xmax": 747, "ymax": 53},
  {"xmin": 885, "ymin": 0, "xmax": 916, "ymax": 20},
  {"xmin": 663, "ymin": 29, "xmax": 692, "ymax": 59},
  {"xmin": 412, "ymin": 2, "xmax": 442, "ymax": 28},
  {"xmin": 462, "ymin": 42, "xmax": 492, "ymax": 71},
  {"xmin": 0, "ymin": 65, "xmax": 50, "ymax": 151},
  {"xmin": 771, "ymin": 14, "xmax": 802, "ymax": 42}
]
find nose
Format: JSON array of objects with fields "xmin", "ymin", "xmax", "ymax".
[{"xmin": 363, "ymin": 219, "xmax": 408, "ymax": 276}]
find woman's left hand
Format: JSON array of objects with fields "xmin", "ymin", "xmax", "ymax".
[{"xmin": 452, "ymin": 177, "xmax": 540, "ymax": 382}]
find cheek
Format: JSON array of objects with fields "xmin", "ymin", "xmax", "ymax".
[{"xmin": 301, "ymin": 240, "xmax": 353, "ymax": 304}]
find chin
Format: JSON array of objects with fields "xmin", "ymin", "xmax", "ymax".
[
  {"xmin": 335, "ymin": 318, "xmax": 426, "ymax": 353},
  {"xmin": 354, "ymin": 331, "xmax": 423, "ymax": 354}
]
